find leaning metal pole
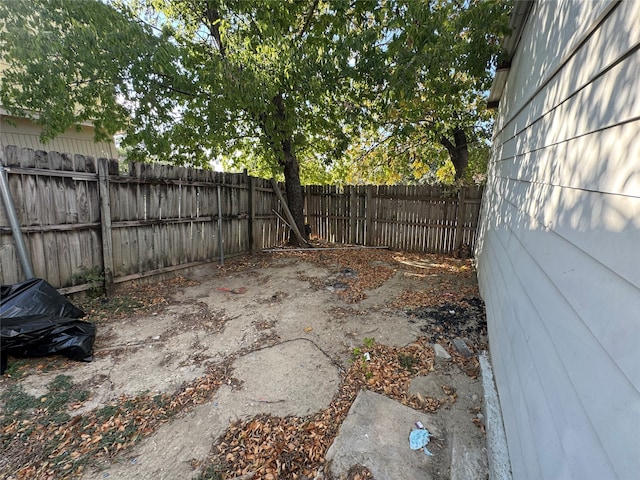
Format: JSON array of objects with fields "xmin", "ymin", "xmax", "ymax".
[{"xmin": 0, "ymin": 164, "xmax": 34, "ymax": 279}]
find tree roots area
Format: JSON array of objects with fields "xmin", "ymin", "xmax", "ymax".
[{"xmin": 1, "ymin": 248, "xmax": 489, "ymax": 480}]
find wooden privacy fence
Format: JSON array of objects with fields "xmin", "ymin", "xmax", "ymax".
[
  {"xmin": 0, "ymin": 145, "xmax": 483, "ymax": 293},
  {"xmin": 305, "ymin": 184, "xmax": 483, "ymax": 253},
  {"xmin": 0, "ymin": 146, "xmax": 288, "ymax": 293}
]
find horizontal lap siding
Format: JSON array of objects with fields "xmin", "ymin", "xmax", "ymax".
[
  {"xmin": 477, "ymin": 1, "xmax": 640, "ymax": 478},
  {"xmin": 0, "ymin": 116, "xmax": 118, "ymax": 159},
  {"xmin": 482, "ymin": 191, "xmax": 638, "ymax": 477},
  {"xmin": 494, "ymin": 0, "xmax": 617, "ymax": 133}
]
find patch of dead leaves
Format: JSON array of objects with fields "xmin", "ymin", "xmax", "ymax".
[
  {"xmin": 277, "ymin": 248, "xmax": 478, "ymax": 305},
  {"xmin": 207, "ymin": 338, "xmax": 445, "ymax": 479},
  {"xmin": 1, "ymin": 362, "xmax": 230, "ymax": 480}
]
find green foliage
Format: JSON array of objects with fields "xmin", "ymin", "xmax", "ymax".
[
  {"xmin": 351, "ymin": 338, "xmax": 375, "ymax": 379},
  {"xmin": 336, "ymin": 139, "xmax": 490, "ymax": 186},
  {"xmin": 72, "ymin": 266, "xmax": 105, "ymax": 297},
  {"xmin": 2, "ymin": 357, "xmax": 69, "ymax": 379},
  {"xmin": 0, "ymin": 0, "xmax": 384, "ymax": 169},
  {"xmin": 350, "ymin": 346, "xmax": 363, "ymax": 363},
  {"xmin": 0, "ymin": 0, "xmax": 510, "ymax": 185},
  {"xmin": 96, "ymin": 405, "xmax": 120, "ymax": 420},
  {"xmin": 0, "ymin": 385, "xmax": 39, "ymax": 415},
  {"xmin": 351, "ymin": 337, "xmax": 375, "ymax": 360},
  {"xmin": 96, "ymin": 417, "xmax": 140, "ymax": 450},
  {"xmin": 43, "ymin": 374, "xmax": 89, "ymax": 414},
  {"xmin": 196, "ymin": 466, "xmax": 224, "ymax": 480},
  {"xmin": 398, "ymin": 353, "xmax": 418, "ymax": 374},
  {"xmin": 349, "ymin": 0, "xmax": 511, "ymax": 183},
  {"xmin": 2, "ymin": 358, "xmax": 30, "ymax": 379},
  {"xmin": 0, "ymin": 0, "xmax": 174, "ymax": 143},
  {"xmin": 0, "ymin": 375, "xmax": 89, "ymax": 430},
  {"xmin": 75, "ymin": 293, "xmax": 145, "ymax": 323},
  {"xmin": 363, "ymin": 337, "xmax": 376, "ymax": 348}
]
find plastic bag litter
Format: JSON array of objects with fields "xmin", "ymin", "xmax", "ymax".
[
  {"xmin": 0, "ymin": 278, "xmax": 85, "ymax": 318},
  {"xmin": 1, "ymin": 278, "xmax": 94, "ymax": 374},
  {"xmin": 2, "ymin": 315, "xmax": 95, "ymax": 361},
  {"xmin": 409, "ymin": 428, "xmax": 434, "ymax": 456}
]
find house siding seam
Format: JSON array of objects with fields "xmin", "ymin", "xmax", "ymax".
[
  {"xmin": 477, "ymin": 1, "xmax": 640, "ymax": 479},
  {"xmin": 494, "ymin": 0, "xmax": 624, "ymax": 136}
]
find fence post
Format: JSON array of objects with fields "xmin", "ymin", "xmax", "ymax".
[
  {"xmin": 365, "ymin": 186, "xmax": 373, "ymax": 246},
  {"xmin": 98, "ymin": 158, "xmax": 115, "ymax": 296},
  {"xmin": 454, "ymin": 187, "xmax": 467, "ymax": 251},
  {"xmin": 349, "ymin": 186, "xmax": 357, "ymax": 245},
  {"xmin": 248, "ymin": 174, "xmax": 256, "ymax": 253}
]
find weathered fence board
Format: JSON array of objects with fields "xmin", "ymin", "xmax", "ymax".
[
  {"xmin": 304, "ymin": 184, "xmax": 483, "ymax": 254},
  {"xmin": 0, "ymin": 146, "xmax": 282, "ymax": 290},
  {"xmin": 0, "ymin": 145, "xmax": 483, "ymax": 291}
]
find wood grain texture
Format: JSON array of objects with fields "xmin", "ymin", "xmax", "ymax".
[
  {"xmin": 1, "ymin": 145, "xmax": 484, "ymax": 288},
  {"xmin": 305, "ymin": 184, "xmax": 482, "ymax": 253}
]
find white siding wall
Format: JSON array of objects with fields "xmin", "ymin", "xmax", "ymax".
[
  {"xmin": 477, "ymin": 1, "xmax": 640, "ymax": 478},
  {"xmin": 0, "ymin": 115, "xmax": 118, "ymax": 159}
]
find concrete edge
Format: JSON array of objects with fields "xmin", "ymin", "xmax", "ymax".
[{"xmin": 479, "ymin": 351, "xmax": 512, "ymax": 480}]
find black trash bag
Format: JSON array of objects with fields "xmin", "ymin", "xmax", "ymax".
[
  {"xmin": 1, "ymin": 316, "xmax": 95, "ymax": 362},
  {"xmin": 0, "ymin": 278, "xmax": 94, "ymax": 374},
  {"xmin": 0, "ymin": 278, "xmax": 85, "ymax": 319}
]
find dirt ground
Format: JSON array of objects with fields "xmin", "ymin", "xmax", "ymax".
[{"xmin": 0, "ymin": 248, "xmax": 488, "ymax": 480}]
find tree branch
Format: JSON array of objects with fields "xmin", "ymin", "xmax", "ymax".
[
  {"xmin": 394, "ymin": 135, "xmax": 436, "ymax": 157},
  {"xmin": 352, "ymin": 132, "xmax": 397, "ymax": 163},
  {"xmin": 297, "ymin": 0, "xmax": 320, "ymax": 41},
  {"xmin": 203, "ymin": 4, "xmax": 226, "ymax": 58},
  {"xmin": 440, "ymin": 135, "xmax": 455, "ymax": 155},
  {"xmin": 155, "ymin": 80, "xmax": 195, "ymax": 98},
  {"xmin": 382, "ymin": 117, "xmax": 436, "ymax": 130}
]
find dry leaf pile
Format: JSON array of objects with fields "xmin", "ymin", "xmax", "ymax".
[
  {"xmin": 207, "ymin": 338, "xmax": 446, "ymax": 479},
  {"xmin": 217, "ymin": 257, "xmax": 274, "ymax": 275},
  {"xmin": 390, "ymin": 252, "xmax": 473, "ymax": 275},
  {"xmin": 76, "ymin": 275, "xmax": 199, "ymax": 323},
  {"xmin": 0, "ymin": 363, "xmax": 230, "ymax": 480},
  {"xmin": 280, "ymin": 248, "xmax": 478, "ymax": 305},
  {"xmin": 283, "ymin": 249, "xmax": 397, "ymax": 303}
]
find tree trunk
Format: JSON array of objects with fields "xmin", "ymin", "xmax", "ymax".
[
  {"xmin": 441, "ymin": 128, "xmax": 469, "ymax": 180},
  {"xmin": 281, "ymin": 139, "xmax": 307, "ymax": 245},
  {"xmin": 271, "ymin": 93, "xmax": 307, "ymax": 246}
]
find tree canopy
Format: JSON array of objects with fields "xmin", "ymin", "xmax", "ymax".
[
  {"xmin": 0, "ymin": 0, "xmax": 161, "ymax": 143},
  {"xmin": 0, "ymin": 0, "xmax": 510, "ymax": 242},
  {"xmin": 342, "ymin": 0, "xmax": 510, "ymax": 184}
]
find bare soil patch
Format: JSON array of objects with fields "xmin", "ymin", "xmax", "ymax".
[{"xmin": 0, "ymin": 248, "xmax": 486, "ymax": 480}]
